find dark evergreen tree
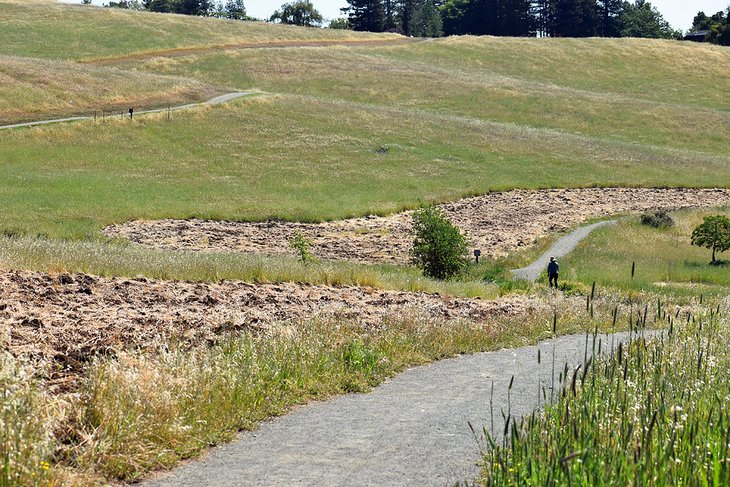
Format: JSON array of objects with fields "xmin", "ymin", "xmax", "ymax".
[
  {"xmin": 440, "ymin": 0, "xmax": 470, "ymax": 35},
  {"xmin": 440, "ymin": 0, "xmax": 533, "ymax": 36},
  {"xmin": 144, "ymin": 0, "xmax": 171, "ymax": 12},
  {"xmin": 383, "ymin": 0, "xmax": 398, "ymax": 30},
  {"xmin": 223, "ymin": 0, "xmax": 246, "ymax": 19},
  {"xmin": 342, "ymin": 0, "xmax": 386, "ymax": 31},
  {"xmin": 597, "ymin": 0, "xmax": 622, "ymax": 36},
  {"xmin": 531, "ymin": 0, "xmax": 551, "ymax": 36},
  {"xmin": 548, "ymin": 0, "xmax": 598, "ymax": 37},
  {"xmin": 403, "ymin": 0, "xmax": 443, "ymax": 36}
]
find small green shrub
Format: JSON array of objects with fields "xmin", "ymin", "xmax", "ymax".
[
  {"xmin": 289, "ymin": 233, "xmax": 314, "ymax": 265},
  {"xmin": 410, "ymin": 205, "xmax": 468, "ymax": 280},
  {"xmin": 640, "ymin": 209, "xmax": 674, "ymax": 228}
]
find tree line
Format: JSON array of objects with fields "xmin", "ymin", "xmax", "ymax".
[
  {"xmin": 342, "ymin": 0, "xmax": 684, "ymax": 38},
  {"xmin": 105, "ymin": 0, "xmax": 249, "ymax": 19},
  {"xmin": 689, "ymin": 9, "xmax": 730, "ymax": 45},
  {"xmin": 102, "ymin": 0, "xmax": 730, "ymax": 44}
]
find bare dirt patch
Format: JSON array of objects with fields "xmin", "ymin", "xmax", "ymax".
[
  {"xmin": 0, "ymin": 269, "xmax": 530, "ymax": 386},
  {"xmin": 104, "ymin": 188, "xmax": 730, "ymax": 265}
]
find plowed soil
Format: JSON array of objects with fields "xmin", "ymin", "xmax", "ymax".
[
  {"xmin": 0, "ymin": 269, "xmax": 532, "ymax": 385},
  {"xmin": 105, "ymin": 188, "xmax": 730, "ymax": 264}
]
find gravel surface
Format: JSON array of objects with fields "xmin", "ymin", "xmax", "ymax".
[
  {"xmin": 143, "ymin": 331, "xmax": 647, "ymax": 487},
  {"xmin": 512, "ymin": 220, "xmax": 617, "ymax": 281}
]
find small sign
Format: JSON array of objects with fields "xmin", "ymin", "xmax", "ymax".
[
  {"xmin": 473, "ymin": 249, "xmax": 481, "ymax": 263},
  {"xmin": 128, "ymin": 107, "xmax": 134, "ymax": 119}
]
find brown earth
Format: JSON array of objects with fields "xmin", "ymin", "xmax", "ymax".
[
  {"xmin": 104, "ymin": 188, "xmax": 730, "ymax": 265},
  {"xmin": 0, "ymin": 269, "xmax": 533, "ymax": 387}
]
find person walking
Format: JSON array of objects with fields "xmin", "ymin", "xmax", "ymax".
[{"xmin": 547, "ymin": 256, "xmax": 559, "ymax": 289}]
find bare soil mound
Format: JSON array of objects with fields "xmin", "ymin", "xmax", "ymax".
[
  {"xmin": 105, "ymin": 188, "xmax": 730, "ymax": 264},
  {"xmin": 0, "ymin": 269, "xmax": 530, "ymax": 383}
]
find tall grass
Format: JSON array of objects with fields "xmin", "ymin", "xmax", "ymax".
[
  {"xmin": 2, "ymin": 286, "xmax": 706, "ymax": 483},
  {"xmin": 0, "ymin": 1, "xmax": 394, "ymax": 61},
  {"xmin": 0, "ymin": 235, "xmax": 503, "ymax": 298},
  {"xmin": 479, "ymin": 298, "xmax": 730, "ymax": 485},
  {"xmin": 2, "ymin": 289, "xmax": 635, "ymax": 484},
  {"xmin": 0, "ymin": 356, "xmax": 56, "ymax": 487},
  {"xmin": 0, "ymin": 55, "xmax": 219, "ymax": 125},
  {"xmin": 1, "ymin": 95, "xmax": 728, "ymax": 242}
]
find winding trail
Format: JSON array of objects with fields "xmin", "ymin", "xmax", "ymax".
[
  {"xmin": 512, "ymin": 220, "xmax": 618, "ymax": 282},
  {"xmin": 143, "ymin": 331, "xmax": 645, "ymax": 487},
  {"xmin": 0, "ymin": 92, "xmax": 255, "ymax": 131}
]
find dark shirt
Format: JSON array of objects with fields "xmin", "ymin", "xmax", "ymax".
[{"xmin": 547, "ymin": 261, "xmax": 559, "ymax": 275}]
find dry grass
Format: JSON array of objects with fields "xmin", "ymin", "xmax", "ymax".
[
  {"xmin": 0, "ymin": 0, "xmax": 400, "ymax": 62},
  {"xmin": 128, "ymin": 39, "xmax": 730, "ymax": 155},
  {"xmin": 0, "ymin": 55, "xmax": 220, "ymax": 124}
]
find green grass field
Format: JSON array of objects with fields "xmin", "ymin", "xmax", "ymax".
[
  {"xmin": 2, "ymin": 94, "xmax": 728, "ymax": 241},
  {"xmin": 561, "ymin": 208, "xmax": 730, "ymax": 296},
  {"xmin": 3, "ymin": 3, "xmax": 730, "ymax": 484},
  {"xmin": 0, "ymin": 2, "xmax": 728, "ymax": 292}
]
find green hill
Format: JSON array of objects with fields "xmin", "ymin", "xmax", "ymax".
[{"xmin": 1, "ymin": 1, "xmax": 728, "ymax": 240}]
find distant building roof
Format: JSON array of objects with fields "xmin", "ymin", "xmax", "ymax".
[{"xmin": 684, "ymin": 30, "xmax": 710, "ymax": 41}]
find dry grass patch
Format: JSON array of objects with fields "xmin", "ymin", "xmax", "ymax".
[{"xmin": 0, "ymin": 55, "xmax": 219, "ymax": 124}]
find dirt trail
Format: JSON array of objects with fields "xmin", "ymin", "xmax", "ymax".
[
  {"xmin": 105, "ymin": 188, "xmax": 730, "ymax": 265},
  {"xmin": 0, "ymin": 92, "xmax": 254, "ymax": 131},
  {"xmin": 0, "ymin": 269, "xmax": 531, "ymax": 387}
]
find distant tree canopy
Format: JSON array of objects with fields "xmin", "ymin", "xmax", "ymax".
[
  {"xmin": 619, "ymin": 0, "xmax": 680, "ymax": 39},
  {"xmin": 112, "ymin": 0, "xmax": 686, "ymax": 39},
  {"xmin": 342, "ymin": 0, "xmax": 680, "ymax": 38},
  {"xmin": 690, "ymin": 8, "xmax": 730, "ymax": 45},
  {"xmin": 328, "ymin": 17, "xmax": 351, "ymax": 29},
  {"xmin": 270, "ymin": 1, "xmax": 323, "ymax": 26}
]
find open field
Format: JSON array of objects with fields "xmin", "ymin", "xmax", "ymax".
[
  {"xmin": 0, "ymin": 55, "xmax": 220, "ymax": 124},
  {"xmin": 3, "ymin": 95, "xmax": 729, "ymax": 243},
  {"xmin": 0, "ymin": 0, "xmax": 399, "ymax": 62},
  {"xmin": 2, "ymin": 2, "xmax": 730, "ymax": 484},
  {"xmin": 561, "ymin": 208, "xmax": 730, "ymax": 296},
  {"xmin": 125, "ymin": 39, "xmax": 730, "ymax": 154}
]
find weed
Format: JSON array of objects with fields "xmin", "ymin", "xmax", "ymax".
[{"xmin": 289, "ymin": 232, "xmax": 315, "ymax": 266}]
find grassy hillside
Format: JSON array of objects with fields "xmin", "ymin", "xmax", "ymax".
[
  {"xmin": 0, "ymin": 55, "xmax": 220, "ymax": 124},
  {"xmin": 0, "ymin": 0, "xmax": 399, "ymax": 61},
  {"xmin": 125, "ymin": 38, "xmax": 730, "ymax": 154},
  {"xmin": 2, "ymin": 95, "xmax": 728, "ymax": 239},
  {"xmin": 0, "ymin": 1, "xmax": 728, "ymax": 273}
]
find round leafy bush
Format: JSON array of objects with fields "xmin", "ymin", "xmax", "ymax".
[
  {"xmin": 640, "ymin": 209, "xmax": 674, "ymax": 228},
  {"xmin": 410, "ymin": 205, "xmax": 468, "ymax": 280}
]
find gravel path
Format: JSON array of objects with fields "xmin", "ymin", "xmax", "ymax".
[
  {"xmin": 512, "ymin": 220, "xmax": 618, "ymax": 282},
  {"xmin": 0, "ymin": 92, "xmax": 254, "ymax": 131},
  {"xmin": 143, "ymin": 331, "xmax": 643, "ymax": 487}
]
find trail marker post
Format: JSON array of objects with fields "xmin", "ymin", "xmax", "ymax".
[
  {"xmin": 129, "ymin": 107, "xmax": 134, "ymax": 120},
  {"xmin": 473, "ymin": 249, "xmax": 481, "ymax": 264}
]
